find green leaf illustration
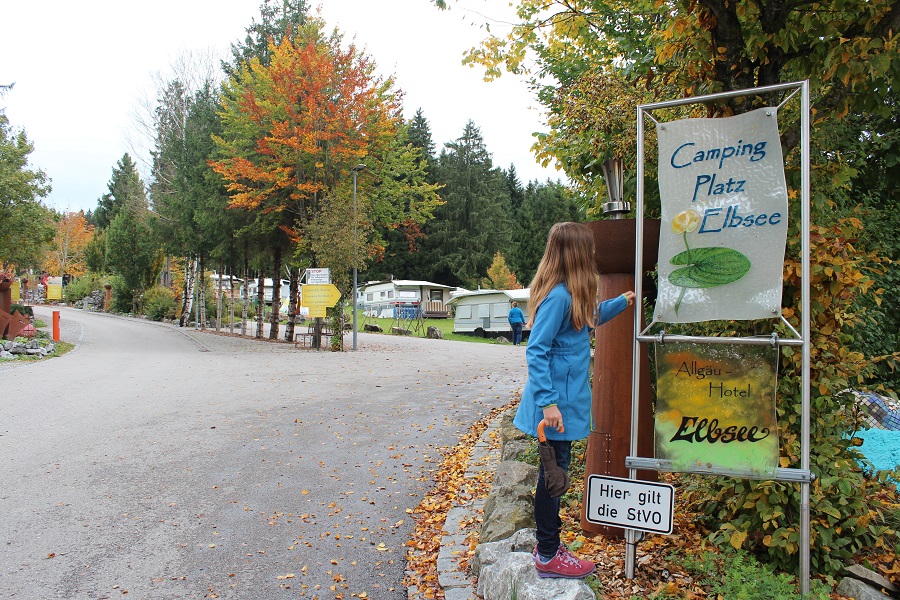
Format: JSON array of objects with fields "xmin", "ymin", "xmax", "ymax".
[{"xmin": 668, "ymin": 247, "xmax": 751, "ymax": 288}]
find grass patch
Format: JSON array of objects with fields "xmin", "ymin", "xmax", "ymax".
[{"xmin": 356, "ymin": 314, "xmax": 508, "ymax": 344}]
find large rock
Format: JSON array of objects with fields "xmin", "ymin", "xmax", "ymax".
[
  {"xmin": 498, "ymin": 411, "xmax": 529, "ymax": 446},
  {"xmin": 846, "ymin": 565, "xmax": 900, "ymax": 596},
  {"xmin": 479, "ymin": 460, "xmax": 538, "ymax": 543},
  {"xmin": 426, "ymin": 326, "xmax": 444, "ymax": 339},
  {"xmin": 501, "ymin": 439, "xmax": 531, "ymax": 462},
  {"xmin": 837, "ymin": 576, "xmax": 895, "ymax": 600},
  {"xmin": 391, "ymin": 327, "xmax": 412, "ymax": 336},
  {"xmin": 477, "ymin": 551, "xmax": 594, "ymax": 600},
  {"xmin": 471, "ymin": 529, "xmax": 536, "ymax": 578},
  {"xmin": 498, "ymin": 412, "xmax": 531, "ymax": 461},
  {"xmin": 363, "ymin": 323, "xmax": 382, "ymax": 332}
]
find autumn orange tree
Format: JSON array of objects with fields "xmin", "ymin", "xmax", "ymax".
[
  {"xmin": 211, "ymin": 18, "xmax": 439, "ymax": 285},
  {"xmin": 484, "ymin": 252, "xmax": 521, "ymax": 290},
  {"xmin": 43, "ymin": 211, "xmax": 94, "ymax": 277}
]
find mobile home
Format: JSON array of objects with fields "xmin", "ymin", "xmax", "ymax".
[{"xmin": 358, "ymin": 279, "xmax": 454, "ymax": 319}]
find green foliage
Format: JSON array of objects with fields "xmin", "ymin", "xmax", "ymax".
[
  {"xmin": 0, "ymin": 96, "xmax": 54, "ymax": 269},
  {"xmin": 94, "ymin": 154, "xmax": 145, "ymax": 230},
  {"xmin": 64, "ymin": 274, "xmax": 104, "ymax": 302},
  {"xmin": 105, "ymin": 192, "xmax": 160, "ymax": 313},
  {"xmin": 422, "ymin": 121, "xmax": 513, "ymax": 287},
  {"xmin": 108, "ymin": 275, "xmax": 133, "ymax": 314},
  {"xmin": 151, "ymin": 83, "xmax": 240, "ymax": 269},
  {"xmin": 9, "ymin": 303, "xmax": 33, "ymax": 317},
  {"xmin": 83, "ymin": 229, "xmax": 107, "ymax": 274},
  {"xmin": 690, "ymin": 219, "xmax": 896, "ymax": 577},
  {"xmin": 142, "ymin": 285, "xmax": 177, "ymax": 321},
  {"xmin": 679, "ymin": 550, "xmax": 831, "ymax": 599},
  {"xmin": 511, "ymin": 181, "xmax": 584, "ymax": 284}
]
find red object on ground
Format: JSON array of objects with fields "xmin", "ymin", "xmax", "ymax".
[{"xmin": 20, "ymin": 324, "xmax": 36, "ymax": 338}]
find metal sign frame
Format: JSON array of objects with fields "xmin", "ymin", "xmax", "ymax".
[{"xmin": 627, "ymin": 80, "xmax": 812, "ymax": 593}]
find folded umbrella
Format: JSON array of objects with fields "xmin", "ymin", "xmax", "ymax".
[{"xmin": 537, "ymin": 419, "xmax": 570, "ymax": 498}]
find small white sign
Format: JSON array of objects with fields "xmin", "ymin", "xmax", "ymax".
[
  {"xmin": 585, "ymin": 475, "xmax": 675, "ymax": 535},
  {"xmin": 306, "ymin": 268, "xmax": 330, "ymax": 284}
]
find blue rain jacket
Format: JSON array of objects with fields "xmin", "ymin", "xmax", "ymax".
[
  {"xmin": 507, "ymin": 306, "xmax": 525, "ymax": 325},
  {"xmin": 513, "ymin": 283, "xmax": 628, "ymax": 441}
]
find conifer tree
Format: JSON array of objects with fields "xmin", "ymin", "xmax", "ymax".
[
  {"xmin": 424, "ymin": 121, "xmax": 513, "ymax": 287},
  {"xmin": 94, "ymin": 154, "xmax": 145, "ymax": 230}
]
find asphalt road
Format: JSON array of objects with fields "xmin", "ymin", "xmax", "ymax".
[{"xmin": 1, "ymin": 307, "xmax": 526, "ymax": 599}]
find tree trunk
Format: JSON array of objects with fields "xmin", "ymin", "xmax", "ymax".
[
  {"xmin": 199, "ymin": 255, "xmax": 207, "ymax": 330},
  {"xmin": 269, "ymin": 246, "xmax": 282, "ymax": 340},
  {"xmin": 256, "ymin": 271, "xmax": 265, "ymax": 339},
  {"xmin": 229, "ymin": 269, "xmax": 235, "ymax": 335},
  {"xmin": 241, "ymin": 257, "xmax": 249, "ymax": 336},
  {"xmin": 285, "ymin": 268, "xmax": 298, "ymax": 342},
  {"xmin": 179, "ymin": 257, "xmax": 193, "ymax": 327},
  {"xmin": 216, "ymin": 260, "xmax": 223, "ymax": 333}
]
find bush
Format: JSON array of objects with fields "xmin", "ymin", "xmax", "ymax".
[
  {"xmin": 689, "ymin": 219, "xmax": 897, "ymax": 577},
  {"xmin": 108, "ymin": 276, "xmax": 133, "ymax": 313},
  {"xmin": 9, "ymin": 303, "xmax": 33, "ymax": 317},
  {"xmin": 64, "ymin": 274, "xmax": 104, "ymax": 303},
  {"xmin": 142, "ymin": 286, "xmax": 177, "ymax": 321}
]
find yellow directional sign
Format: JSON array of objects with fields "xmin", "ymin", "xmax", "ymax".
[{"xmin": 300, "ymin": 284, "xmax": 342, "ymax": 309}]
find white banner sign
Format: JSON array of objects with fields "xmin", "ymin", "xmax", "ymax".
[{"xmin": 653, "ymin": 108, "xmax": 788, "ymax": 323}]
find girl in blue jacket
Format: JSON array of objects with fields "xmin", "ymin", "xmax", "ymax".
[{"xmin": 513, "ymin": 222, "xmax": 634, "ymax": 579}]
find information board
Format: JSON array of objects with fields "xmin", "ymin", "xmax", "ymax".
[{"xmin": 306, "ymin": 268, "xmax": 330, "ymax": 284}]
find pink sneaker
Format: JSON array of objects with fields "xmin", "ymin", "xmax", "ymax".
[{"xmin": 533, "ymin": 545, "xmax": 596, "ymax": 579}]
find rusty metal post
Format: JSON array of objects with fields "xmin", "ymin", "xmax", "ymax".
[
  {"xmin": 104, "ymin": 284, "xmax": 112, "ymax": 311},
  {"xmin": 580, "ymin": 218, "xmax": 660, "ymax": 538},
  {"xmin": 0, "ymin": 280, "xmax": 11, "ymax": 316}
]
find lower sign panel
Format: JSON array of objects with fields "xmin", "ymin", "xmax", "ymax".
[{"xmin": 585, "ymin": 475, "xmax": 675, "ymax": 535}]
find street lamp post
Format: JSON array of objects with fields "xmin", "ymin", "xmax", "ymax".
[{"xmin": 351, "ymin": 163, "xmax": 366, "ymax": 350}]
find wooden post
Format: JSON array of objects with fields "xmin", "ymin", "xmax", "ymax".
[{"xmin": 581, "ymin": 219, "xmax": 660, "ymax": 538}]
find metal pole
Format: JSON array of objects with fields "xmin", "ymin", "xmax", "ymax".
[
  {"xmin": 625, "ymin": 104, "xmax": 647, "ymax": 580},
  {"xmin": 800, "ymin": 79, "xmax": 811, "ymax": 596},
  {"xmin": 352, "ymin": 164, "xmax": 365, "ymax": 351}
]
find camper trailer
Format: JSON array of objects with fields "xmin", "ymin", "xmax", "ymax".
[{"xmin": 449, "ymin": 288, "xmax": 530, "ymax": 337}]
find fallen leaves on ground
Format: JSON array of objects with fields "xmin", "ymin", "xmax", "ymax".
[
  {"xmin": 404, "ymin": 400, "xmax": 898, "ymax": 599},
  {"xmin": 404, "ymin": 400, "xmax": 515, "ymax": 598}
]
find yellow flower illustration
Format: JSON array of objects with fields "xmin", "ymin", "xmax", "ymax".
[{"xmin": 671, "ymin": 209, "xmax": 701, "ymax": 234}]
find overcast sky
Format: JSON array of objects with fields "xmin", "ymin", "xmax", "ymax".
[{"xmin": 1, "ymin": 0, "xmax": 560, "ymax": 214}]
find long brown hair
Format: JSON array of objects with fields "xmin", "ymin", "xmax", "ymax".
[{"xmin": 527, "ymin": 222, "xmax": 597, "ymax": 330}]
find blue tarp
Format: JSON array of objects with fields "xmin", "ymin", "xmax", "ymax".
[{"xmin": 857, "ymin": 429, "xmax": 900, "ymax": 474}]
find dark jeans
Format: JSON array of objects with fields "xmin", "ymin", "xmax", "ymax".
[
  {"xmin": 535, "ymin": 439, "xmax": 572, "ymax": 559},
  {"xmin": 511, "ymin": 323, "xmax": 523, "ymax": 345}
]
